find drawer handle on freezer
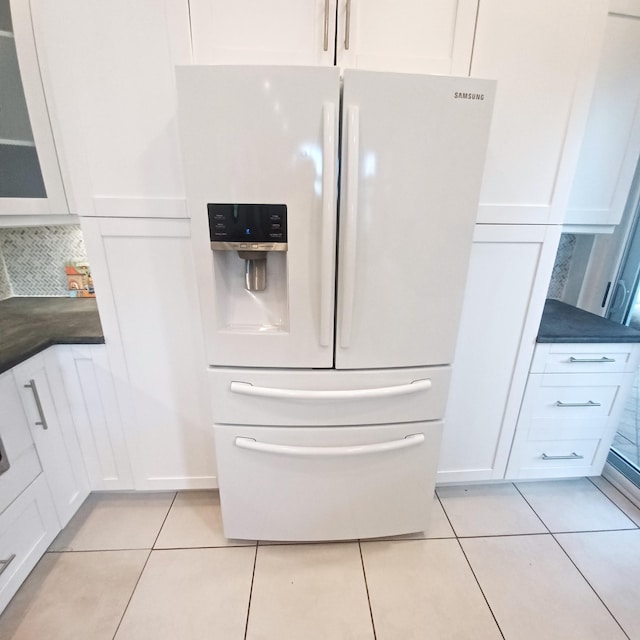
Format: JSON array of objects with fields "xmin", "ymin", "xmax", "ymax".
[
  {"xmin": 229, "ymin": 379, "xmax": 431, "ymax": 400},
  {"xmin": 235, "ymin": 433, "xmax": 425, "ymax": 457},
  {"xmin": 541, "ymin": 452, "xmax": 584, "ymax": 461},
  {"xmin": 568, "ymin": 356, "xmax": 616, "ymax": 363},
  {"xmin": 555, "ymin": 400, "xmax": 601, "ymax": 408}
]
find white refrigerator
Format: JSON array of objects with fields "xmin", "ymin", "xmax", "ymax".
[{"xmin": 177, "ymin": 66, "xmax": 494, "ymax": 540}]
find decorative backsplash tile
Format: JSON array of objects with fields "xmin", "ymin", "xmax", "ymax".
[
  {"xmin": 0, "ymin": 252, "xmax": 11, "ymax": 300},
  {"xmin": 547, "ymin": 233, "xmax": 576, "ymax": 300},
  {"xmin": 0, "ymin": 225, "xmax": 89, "ymax": 298}
]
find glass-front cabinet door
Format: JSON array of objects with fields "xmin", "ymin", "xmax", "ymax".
[{"xmin": 0, "ymin": 0, "xmax": 67, "ymax": 214}]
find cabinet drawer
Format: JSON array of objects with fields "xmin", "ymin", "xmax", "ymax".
[
  {"xmin": 0, "ymin": 475, "xmax": 59, "ymax": 613},
  {"xmin": 531, "ymin": 343, "xmax": 639, "ymax": 374},
  {"xmin": 513, "ymin": 438, "xmax": 604, "ymax": 479},
  {"xmin": 210, "ymin": 366, "xmax": 450, "ymax": 426}
]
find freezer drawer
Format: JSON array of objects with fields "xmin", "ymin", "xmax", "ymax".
[
  {"xmin": 209, "ymin": 366, "xmax": 450, "ymax": 426},
  {"xmin": 214, "ymin": 421, "xmax": 442, "ymax": 541}
]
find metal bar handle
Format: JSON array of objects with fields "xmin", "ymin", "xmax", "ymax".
[
  {"xmin": 541, "ymin": 452, "xmax": 584, "ymax": 461},
  {"xmin": 0, "ymin": 554, "xmax": 16, "ymax": 577},
  {"xmin": 230, "ymin": 379, "xmax": 431, "ymax": 401},
  {"xmin": 555, "ymin": 400, "xmax": 601, "ymax": 408},
  {"xmin": 323, "ymin": 0, "xmax": 330, "ymax": 51},
  {"xmin": 24, "ymin": 379, "xmax": 49, "ymax": 429},
  {"xmin": 345, "ymin": 0, "xmax": 352, "ymax": 49},
  {"xmin": 339, "ymin": 105, "xmax": 359, "ymax": 349},
  {"xmin": 320, "ymin": 102, "xmax": 336, "ymax": 347},
  {"xmin": 235, "ymin": 433, "xmax": 425, "ymax": 458},
  {"xmin": 569, "ymin": 356, "xmax": 616, "ymax": 363}
]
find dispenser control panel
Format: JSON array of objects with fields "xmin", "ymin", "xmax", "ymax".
[{"xmin": 208, "ymin": 204, "xmax": 288, "ymax": 251}]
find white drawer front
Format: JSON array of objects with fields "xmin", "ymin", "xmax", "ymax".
[
  {"xmin": 513, "ymin": 438, "xmax": 604, "ymax": 479},
  {"xmin": 214, "ymin": 421, "xmax": 442, "ymax": 541},
  {"xmin": 0, "ymin": 446, "xmax": 41, "ymax": 514},
  {"xmin": 531, "ymin": 343, "xmax": 639, "ymax": 374},
  {"xmin": 0, "ymin": 475, "xmax": 59, "ymax": 613},
  {"xmin": 210, "ymin": 367, "xmax": 450, "ymax": 426}
]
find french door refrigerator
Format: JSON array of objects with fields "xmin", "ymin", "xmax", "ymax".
[{"xmin": 177, "ymin": 66, "xmax": 494, "ymax": 540}]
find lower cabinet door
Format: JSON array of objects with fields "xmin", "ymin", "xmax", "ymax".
[
  {"xmin": 13, "ymin": 351, "xmax": 89, "ymax": 527},
  {"xmin": 0, "ymin": 475, "xmax": 59, "ymax": 614},
  {"xmin": 214, "ymin": 421, "xmax": 442, "ymax": 541}
]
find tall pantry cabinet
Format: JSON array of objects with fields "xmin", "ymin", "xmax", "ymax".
[{"xmin": 29, "ymin": 1, "xmax": 611, "ymax": 486}]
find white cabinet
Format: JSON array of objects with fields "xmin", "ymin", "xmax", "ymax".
[
  {"xmin": 30, "ymin": 0, "xmax": 191, "ymax": 217},
  {"xmin": 13, "ymin": 350, "xmax": 89, "ymax": 527},
  {"xmin": 80, "ymin": 217, "xmax": 216, "ymax": 490},
  {"xmin": 438, "ymin": 224, "xmax": 561, "ymax": 483},
  {"xmin": 56, "ymin": 345, "xmax": 134, "ymax": 491},
  {"xmin": 471, "ymin": 0, "xmax": 608, "ymax": 224},
  {"xmin": 506, "ymin": 343, "xmax": 640, "ymax": 479},
  {"xmin": 191, "ymin": 0, "xmax": 477, "ymax": 75},
  {"xmin": 0, "ymin": 369, "xmax": 41, "ymax": 514},
  {"xmin": 565, "ymin": 1, "xmax": 640, "ymax": 227},
  {"xmin": 0, "ymin": 0, "xmax": 67, "ymax": 215},
  {"xmin": 0, "ymin": 475, "xmax": 59, "ymax": 614}
]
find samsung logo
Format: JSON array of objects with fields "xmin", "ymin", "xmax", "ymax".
[{"xmin": 454, "ymin": 92, "xmax": 485, "ymax": 101}]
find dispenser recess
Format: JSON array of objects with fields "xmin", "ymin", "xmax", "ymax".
[{"xmin": 208, "ymin": 203, "xmax": 287, "ymax": 291}]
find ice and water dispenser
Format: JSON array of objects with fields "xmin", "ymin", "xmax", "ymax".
[{"xmin": 208, "ymin": 203, "xmax": 289, "ymax": 332}]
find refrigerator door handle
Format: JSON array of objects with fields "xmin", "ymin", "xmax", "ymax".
[
  {"xmin": 320, "ymin": 102, "xmax": 336, "ymax": 347},
  {"xmin": 235, "ymin": 433, "xmax": 425, "ymax": 457},
  {"xmin": 230, "ymin": 378, "xmax": 431, "ymax": 400},
  {"xmin": 339, "ymin": 105, "xmax": 360, "ymax": 349}
]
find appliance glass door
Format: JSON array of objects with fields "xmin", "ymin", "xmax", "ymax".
[{"xmin": 335, "ymin": 70, "xmax": 495, "ymax": 369}]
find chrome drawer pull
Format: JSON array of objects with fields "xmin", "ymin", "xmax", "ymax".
[
  {"xmin": 541, "ymin": 452, "xmax": 584, "ymax": 461},
  {"xmin": 24, "ymin": 379, "xmax": 49, "ymax": 430},
  {"xmin": 555, "ymin": 400, "xmax": 601, "ymax": 408},
  {"xmin": 0, "ymin": 554, "xmax": 16, "ymax": 577},
  {"xmin": 568, "ymin": 356, "xmax": 615, "ymax": 363},
  {"xmin": 323, "ymin": 0, "xmax": 330, "ymax": 51}
]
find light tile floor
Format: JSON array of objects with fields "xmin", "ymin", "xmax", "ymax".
[{"xmin": 2, "ymin": 478, "xmax": 640, "ymax": 639}]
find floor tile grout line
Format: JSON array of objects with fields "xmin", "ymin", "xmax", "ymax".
[
  {"xmin": 435, "ymin": 490, "xmax": 459, "ymax": 538},
  {"xmin": 587, "ymin": 476, "xmax": 640, "ymax": 528},
  {"xmin": 357, "ymin": 540, "xmax": 378, "ymax": 640},
  {"xmin": 455, "ymin": 537, "xmax": 506, "ymax": 640},
  {"xmin": 110, "ymin": 548, "xmax": 153, "ymax": 640},
  {"xmin": 513, "ymin": 483, "xmax": 553, "ymax": 534},
  {"xmin": 550, "ymin": 532, "xmax": 632, "ymax": 640},
  {"xmin": 151, "ymin": 491, "xmax": 178, "ymax": 550},
  {"xmin": 243, "ymin": 542, "xmax": 258, "ymax": 640},
  {"xmin": 110, "ymin": 491, "xmax": 178, "ymax": 640}
]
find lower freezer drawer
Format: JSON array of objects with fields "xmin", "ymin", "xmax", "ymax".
[{"xmin": 214, "ymin": 421, "xmax": 442, "ymax": 541}]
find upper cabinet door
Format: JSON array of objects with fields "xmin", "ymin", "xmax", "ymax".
[
  {"xmin": 471, "ymin": 0, "xmax": 608, "ymax": 225},
  {"xmin": 565, "ymin": 1, "xmax": 640, "ymax": 227},
  {"xmin": 335, "ymin": 70, "xmax": 495, "ymax": 370},
  {"xmin": 0, "ymin": 0, "xmax": 67, "ymax": 215},
  {"xmin": 30, "ymin": 0, "xmax": 191, "ymax": 217},
  {"xmin": 190, "ymin": 0, "xmax": 336, "ymax": 66},
  {"xmin": 335, "ymin": 0, "xmax": 478, "ymax": 75}
]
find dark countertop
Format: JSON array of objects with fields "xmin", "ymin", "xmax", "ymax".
[
  {"xmin": 0, "ymin": 297, "xmax": 104, "ymax": 374},
  {"xmin": 538, "ymin": 298, "xmax": 640, "ymax": 343}
]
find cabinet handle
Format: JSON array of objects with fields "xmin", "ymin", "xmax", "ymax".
[
  {"xmin": 323, "ymin": 0, "xmax": 330, "ymax": 51},
  {"xmin": 0, "ymin": 554, "xmax": 16, "ymax": 577},
  {"xmin": 541, "ymin": 452, "xmax": 584, "ymax": 461},
  {"xmin": 24, "ymin": 379, "xmax": 49, "ymax": 430},
  {"xmin": 568, "ymin": 356, "xmax": 616, "ymax": 363},
  {"xmin": 555, "ymin": 400, "xmax": 601, "ymax": 408},
  {"xmin": 345, "ymin": 0, "xmax": 352, "ymax": 49}
]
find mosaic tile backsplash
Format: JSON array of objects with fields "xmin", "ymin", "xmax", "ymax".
[
  {"xmin": 547, "ymin": 233, "xmax": 576, "ymax": 300},
  {"xmin": 0, "ymin": 252, "xmax": 11, "ymax": 299},
  {"xmin": 0, "ymin": 225, "xmax": 88, "ymax": 299}
]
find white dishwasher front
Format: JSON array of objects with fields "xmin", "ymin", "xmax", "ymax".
[{"xmin": 214, "ymin": 420, "xmax": 442, "ymax": 541}]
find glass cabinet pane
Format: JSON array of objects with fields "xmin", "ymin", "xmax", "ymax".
[{"xmin": 0, "ymin": 0, "xmax": 46, "ymax": 198}]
